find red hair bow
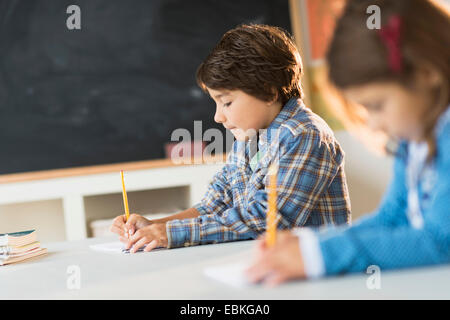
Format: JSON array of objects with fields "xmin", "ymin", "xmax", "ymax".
[{"xmin": 378, "ymin": 15, "xmax": 403, "ymax": 73}]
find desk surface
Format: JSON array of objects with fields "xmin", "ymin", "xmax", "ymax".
[{"xmin": 1, "ymin": 236, "xmax": 449, "ymax": 300}]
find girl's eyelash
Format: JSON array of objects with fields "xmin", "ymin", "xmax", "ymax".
[
  {"xmin": 223, "ymin": 102, "xmax": 232, "ymax": 107},
  {"xmin": 365, "ymin": 101, "xmax": 383, "ymax": 110}
]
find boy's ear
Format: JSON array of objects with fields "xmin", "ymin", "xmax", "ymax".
[{"xmin": 266, "ymin": 88, "xmax": 279, "ymax": 106}]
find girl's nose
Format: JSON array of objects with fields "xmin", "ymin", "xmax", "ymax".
[{"xmin": 367, "ymin": 115, "xmax": 385, "ymax": 133}]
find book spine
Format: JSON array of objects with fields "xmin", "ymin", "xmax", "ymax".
[{"xmin": 0, "ymin": 245, "xmax": 11, "ymax": 255}]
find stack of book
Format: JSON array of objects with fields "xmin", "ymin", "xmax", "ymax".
[{"xmin": 0, "ymin": 230, "xmax": 47, "ymax": 266}]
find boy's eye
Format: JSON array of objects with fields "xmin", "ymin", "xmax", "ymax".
[{"xmin": 223, "ymin": 102, "xmax": 232, "ymax": 107}]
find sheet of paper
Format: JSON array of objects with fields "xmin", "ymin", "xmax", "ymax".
[
  {"xmin": 89, "ymin": 241, "xmax": 164, "ymax": 254},
  {"xmin": 203, "ymin": 261, "xmax": 254, "ymax": 288}
]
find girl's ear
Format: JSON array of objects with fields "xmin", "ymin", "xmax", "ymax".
[{"xmin": 414, "ymin": 62, "xmax": 445, "ymax": 89}]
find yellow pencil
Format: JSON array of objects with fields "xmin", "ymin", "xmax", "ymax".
[
  {"xmin": 266, "ymin": 163, "xmax": 278, "ymax": 247},
  {"xmin": 120, "ymin": 170, "xmax": 130, "ymax": 222}
]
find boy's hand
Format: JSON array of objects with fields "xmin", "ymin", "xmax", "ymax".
[
  {"xmin": 110, "ymin": 213, "xmax": 151, "ymax": 238},
  {"xmin": 122, "ymin": 222, "xmax": 168, "ymax": 253},
  {"xmin": 245, "ymin": 230, "xmax": 306, "ymax": 286}
]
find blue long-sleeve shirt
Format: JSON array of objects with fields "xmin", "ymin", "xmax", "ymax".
[{"xmin": 308, "ymin": 105, "xmax": 450, "ymax": 275}]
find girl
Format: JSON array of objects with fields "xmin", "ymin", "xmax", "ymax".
[{"xmin": 246, "ymin": 0, "xmax": 450, "ymax": 285}]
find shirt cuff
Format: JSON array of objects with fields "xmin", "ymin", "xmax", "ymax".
[
  {"xmin": 166, "ymin": 218, "xmax": 201, "ymax": 249},
  {"xmin": 292, "ymin": 227, "xmax": 326, "ymax": 279},
  {"xmin": 193, "ymin": 202, "xmax": 209, "ymax": 216}
]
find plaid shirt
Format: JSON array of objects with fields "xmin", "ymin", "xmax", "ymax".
[{"xmin": 166, "ymin": 98, "xmax": 351, "ymax": 248}]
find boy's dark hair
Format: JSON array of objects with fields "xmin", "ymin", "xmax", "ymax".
[
  {"xmin": 196, "ymin": 24, "xmax": 303, "ymax": 105},
  {"xmin": 326, "ymin": 0, "xmax": 450, "ymax": 159}
]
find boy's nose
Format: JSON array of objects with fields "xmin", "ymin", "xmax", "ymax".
[{"xmin": 214, "ymin": 106, "xmax": 226, "ymax": 124}]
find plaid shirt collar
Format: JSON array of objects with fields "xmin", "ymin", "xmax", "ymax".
[
  {"xmin": 230, "ymin": 97, "xmax": 302, "ymax": 168},
  {"xmin": 259, "ymin": 97, "xmax": 302, "ymax": 146}
]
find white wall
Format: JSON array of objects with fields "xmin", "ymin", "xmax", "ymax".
[{"xmin": 334, "ymin": 130, "xmax": 393, "ymax": 221}]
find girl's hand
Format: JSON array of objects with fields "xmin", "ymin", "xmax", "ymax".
[
  {"xmin": 122, "ymin": 222, "xmax": 168, "ymax": 253},
  {"xmin": 245, "ymin": 230, "xmax": 306, "ymax": 286},
  {"xmin": 109, "ymin": 213, "xmax": 151, "ymax": 238}
]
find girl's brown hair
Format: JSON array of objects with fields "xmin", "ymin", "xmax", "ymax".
[
  {"xmin": 326, "ymin": 0, "xmax": 450, "ymax": 159},
  {"xmin": 196, "ymin": 24, "xmax": 303, "ymax": 105}
]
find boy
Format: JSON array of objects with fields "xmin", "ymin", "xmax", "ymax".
[{"xmin": 110, "ymin": 24, "xmax": 351, "ymax": 253}]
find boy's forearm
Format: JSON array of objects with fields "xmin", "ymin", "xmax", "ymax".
[{"xmin": 152, "ymin": 207, "xmax": 200, "ymax": 224}]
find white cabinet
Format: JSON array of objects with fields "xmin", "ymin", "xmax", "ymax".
[{"xmin": 0, "ymin": 158, "xmax": 225, "ymax": 241}]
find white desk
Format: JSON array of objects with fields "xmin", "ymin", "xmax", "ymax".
[{"xmin": 1, "ymin": 236, "xmax": 449, "ymax": 300}]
